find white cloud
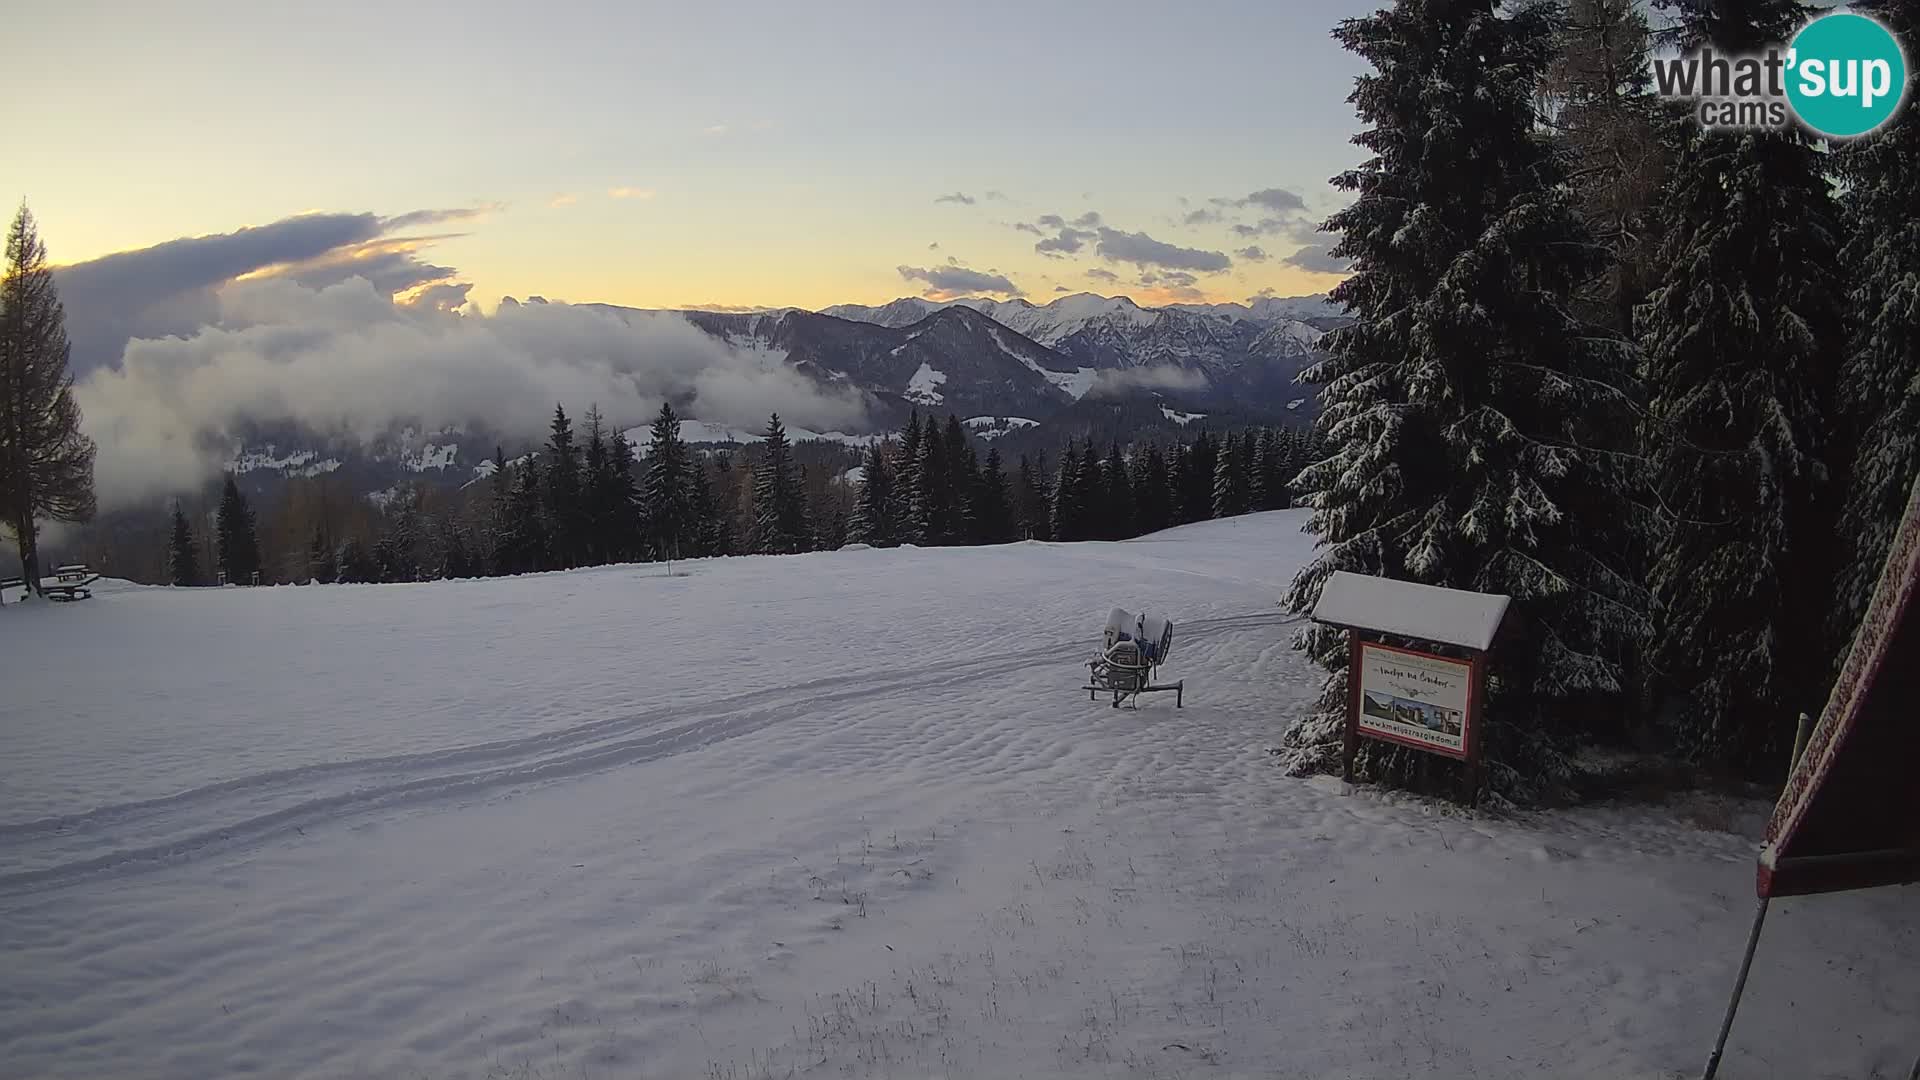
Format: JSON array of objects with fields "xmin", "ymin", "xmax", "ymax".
[
  {"xmin": 608, "ymin": 186, "xmax": 657, "ymax": 200},
  {"xmin": 75, "ymin": 278, "xmax": 866, "ymax": 506}
]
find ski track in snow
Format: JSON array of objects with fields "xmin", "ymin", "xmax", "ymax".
[{"xmin": 1, "ymin": 511, "xmax": 1915, "ymax": 1080}]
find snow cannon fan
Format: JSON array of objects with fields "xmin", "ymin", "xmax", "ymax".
[{"xmin": 1084, "ymin": 607, "xmax": 1183, "ymax": 709}]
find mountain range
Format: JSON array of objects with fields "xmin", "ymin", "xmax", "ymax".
[{"xmin": 222, "ymin": 291, "xmax": 1344, "ymax": 498}]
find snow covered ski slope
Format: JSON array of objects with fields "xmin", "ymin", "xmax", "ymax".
[{"xmin": 1, "ymin": 511, "xmax": 1914, "ymax": 1079}]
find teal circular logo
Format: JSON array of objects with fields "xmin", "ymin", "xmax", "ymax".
[{"xmin": 1786, "ymin": 13, "xmax": 1909, "ymax": 138}]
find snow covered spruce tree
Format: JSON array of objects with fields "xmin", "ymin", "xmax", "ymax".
[
  {"xmin": 1829, "ymin": 0, "xmax": 1920, "ymax": 663},
  {"xmin": 1, "ymin": 203, "xmax": 96, "ymax": 593},
  {"xmin": 1281, "ymin": 0, "xmax": 1648, "ymax": 800},
  {"xmin": 1640, "ymin": 0, "xmax": 1847, "ymax": 771},
  {"xmin": 751, "ymin": 414, "xmax": 809, "ymax": 554}
]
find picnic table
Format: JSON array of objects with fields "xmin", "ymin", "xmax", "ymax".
[
  {"xmin": 1, "ymin": 565, "xmax": 102, "ymax": 603},
  {"xmin": 46, "ymin": 565, "xmax": 101, "ymax": 601}
]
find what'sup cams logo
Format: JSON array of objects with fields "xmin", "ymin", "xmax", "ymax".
[{"xmin": 1652, "ymin": 11, "xmax": 1910, "ymax": 138}]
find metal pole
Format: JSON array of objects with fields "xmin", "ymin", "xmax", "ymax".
[
  {"xmin": 1790, "ymin": 711, "xmax": 1815, "ymax": 770},
  {"xmin": 1700, "ymin": 896, "xmax": 1771, "ymax": 1080}
]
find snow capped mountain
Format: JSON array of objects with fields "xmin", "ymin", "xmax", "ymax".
[
  {"xmin": 827, "ymin": 292, "xmax": 1161, "ymax": 346},
  {"xmin": 675, "ymin": 305, "xmax": 1082, "ymax": 425},
  {"xmin": 820, "ymin": 291, "xmax": 1334, "ymax": 411}
]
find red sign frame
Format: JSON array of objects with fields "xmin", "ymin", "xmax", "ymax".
[{"xmin": 1343, "ymin": 635, "xmax": 1488, "ymax": 799}]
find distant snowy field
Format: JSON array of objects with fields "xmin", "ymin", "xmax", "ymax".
[{"xmin": 1, "ymin": 512, "xmax": 1914, "ymax": 1079}]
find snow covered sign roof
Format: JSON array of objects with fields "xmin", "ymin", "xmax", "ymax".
[
  {"xmin": 1757, "ymin": 472, "xmax": 1920, "ymax": 899},
  {"xmin": 1309, "ymin": 571, "xmax": 1510, "ymax": 653}
]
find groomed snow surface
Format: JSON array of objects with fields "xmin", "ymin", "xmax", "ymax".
[{"xmin": 1, "ymin": 511, "xmax": 1914, "ymax": 1079}]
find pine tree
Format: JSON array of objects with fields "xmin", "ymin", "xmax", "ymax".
[
  {"xmin": 1074, "ymin": 436, "xmax": 1103, "ymax": 536},
  {"xmin": 941, "ymin": 416, "xmax": 975, "ymax": 544},
  {"xmin": 306, "ymin": 523, "xmax": 334, "ymax": 584},
  {"xmin": 708, "ymin": 453, "xmax": 737, "ymax": 556},
  {"xmin": 605, "ymin": 430, "xmax": 642, "ymax": 561},
  {"xmin": 974, "ymin": 447, "xmax": 1014, "ymax": 544},
  {"xmin": 1167, "ymin": 444, "xmax": 1191, "ymax": 525},
  {"xmin": 892, "ymin": 411, "xmax": 925, "ymax": 543},
  {"xmin": 1829, "ymin": 0, "xmax": 1920, "ymax": 661},
  {"xmin": 1274, "ymin": 428, "xmax": 1305, "ymax": 506},
  {"xmin": 375, "ymin": 500, "xmax": 423, "ymax": 582},
  {"xmin": 1249, "ymin": 429, "xmax": 1274, "ymax": 511},
  {"xmin": 808, "ymin": 465, "xmax": 849, "ymax": 550},
  {"xmin": 1182, "ymin": 432, "xmax": 1218, "ymax": 523},
  {"xmin": 497, "ymin": 456, "xmax": 547, "ymax": 574},
  {"xmin": 580, "ymin": 406, "xmax": 611, "ymax": 566},
  {"xmin": 1283, "ymin": 0, "xmax": 1649, "ymax": 796},
  {"xmin": 435, "ymin": 515, "xmax": 475, "ymax": 579},
  {"xmin": 1234, "ymin": 429, "xmax": 1257, "ymax": 512},
  {"xmin": 644, "ymin": 402, "xmax": 693, "ymax": 562},
  {"xmin": 542, "ymin": 405, "xmax": 581, "ymax": 569},
  {"xmin": 849, "ymin": 440, "xmax": 896, "ymax": 546},
  {"xmin": 215, "ymin": 475, "xmax": 261, "ymax": 584},
  {"xmin": 1015, "ymin": 451, "xmax": 1052, "ymax": 540},
  {"xmin": 1641, "ymin": 0, "xmax": 1846, "ymax": 769},
  {"xmin": 685, "ymin": 455, "xmax": 715, "ymax": 558},
  {"xmin": 336, "ymin": 536, "xmax": 378, "ymax": 584},
  {"xmin": 0, "ymin": 204, "xmax": 96, "ymax": 592},
  {"xmin": 1132, "ymin": 443, "xmax": 1172, "ymax": 534},
  {"xmin": 168, "ymin": 503, "xmax": 200, "ymax": 586},
  {"xmin": 910, "ymin": 423, "xmax": 951, "ymax": 545},
  {"xmin": 1104, "ymin": 443, "xmax": 1134, "ymax": 539},
  {"xmin": 752, "ymin": 414, "xmax": 808, "ymax": 554},
  {"xmin": 1212, "ymin": 432, "xmax": 1247, "ymax": 519},
  {"xmin": 1051, "ymin": 443, "xmax": 1083, "ymax": 542}
]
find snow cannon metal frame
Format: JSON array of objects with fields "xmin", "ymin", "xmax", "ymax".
[{"xmin": 1083, "ymin": 608, "xmax": 1184, "ymax": 709}]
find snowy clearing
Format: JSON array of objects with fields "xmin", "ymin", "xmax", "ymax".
[
  {"xmin": 1, "ymin": 511, "xmax": 1914, "ymax": 1079},
  {"xmin": 905, "ymin": 363, "xmax": 948, "ymax": 405}
]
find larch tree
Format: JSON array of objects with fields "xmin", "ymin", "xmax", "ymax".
[
  {"xmin": 1543, "ymin": 0, "xmax": 1667, "ymax": 333},
  {"xmin": 0, "ymin": 203, "xmax": 96, "ymax": 593}
]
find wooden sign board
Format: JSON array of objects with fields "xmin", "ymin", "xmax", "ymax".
[
  {"xmin": 1350, "ymin": 640, "xmax": 1478, "ymax": 761},
  {"xmin": 1309, "ymin": 571, "xmax": 1505, "ymax": 800}
]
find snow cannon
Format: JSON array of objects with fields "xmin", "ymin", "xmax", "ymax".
[{"xmin": 1085, "ymin": 607, "xmax": 1183, "ymax": 709}]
